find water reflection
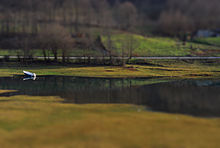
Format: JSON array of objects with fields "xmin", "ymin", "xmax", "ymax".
[
  {"xmin": 23, "ymin": 76, "xmax": 36, "ymax": 81},
  {"xmin": 0, "ymin": 76, "xmax": 220, "ymax": 117}
]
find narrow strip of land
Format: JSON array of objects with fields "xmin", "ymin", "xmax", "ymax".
[{"xmin": 2, "ymin": 56, "xmax": 220, "ymax": 60}]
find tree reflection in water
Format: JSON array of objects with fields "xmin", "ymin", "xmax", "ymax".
[{"xmin": 0, "ymin": 76, "xmax": 220, "ymax": 117}]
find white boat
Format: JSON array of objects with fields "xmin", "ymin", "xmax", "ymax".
[{"xmin": 23, "ymin": 71, "xmax": 36, "ymax": 80}]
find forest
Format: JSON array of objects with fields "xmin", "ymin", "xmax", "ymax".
[{"xmin": 0, "ymin": 0, "xmax": 220, "ymax": 62}]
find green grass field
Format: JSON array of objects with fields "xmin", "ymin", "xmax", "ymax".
[
  {"xmin": 0, "ymin": 91, "xmax": 219, "ymax": 148},
  {"xmin": 102, "ymin": 32, "xmax": 220, "ymax": 57},
  {"xmin": 195, "ymin": 37, "xmax": 220, "ymax": 47},
  {"xmin": 1, "ymin": 33, "xmax": 220, "ymax": 57}
]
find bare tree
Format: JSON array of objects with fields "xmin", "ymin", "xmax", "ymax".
[
  {"xmin": 159, "ymin": 10, "xmax": 194, "ymax": 41},
  {"xmin": 37, "ymin": 24, "xmax": 73, "ymax": 62},
  {"xmin": 73, "ymin": 0, "xmax": 79, "ymax": 33},
  {"xmin": 114, "ymin": 2, "xmax": 137, "ymax": 30},
  {"xmin": 102, "ymin": 29, "xmax": 114, "ymax": 63},
  {"xmin": 160, "ymin": 0, "xmax": 220, "ymax": 39},
  {"xmin": 125, "ymin": 35, "xmax": 138, "ymax": 59}
]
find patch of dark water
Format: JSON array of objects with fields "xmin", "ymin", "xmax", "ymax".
[{"xmin": 0, "ymin": 75, "xmax": 220, "ymax": 117}]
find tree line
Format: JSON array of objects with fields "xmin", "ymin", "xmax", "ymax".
[{"xmin": 159, "ymin": 0, "xmax": 220, "ymax": 40}]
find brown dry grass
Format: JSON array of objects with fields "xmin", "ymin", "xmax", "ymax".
[{"xmin": 0, "ymin": 93, "xmax": 219, "ymax": 148}]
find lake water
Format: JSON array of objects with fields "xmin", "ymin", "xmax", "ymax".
[{"xmin": 0, "ymin": 76, "xmax": 220, "ymax": 117}]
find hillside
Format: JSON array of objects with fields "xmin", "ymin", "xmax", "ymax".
[{"xmin": 0, "ymin": 32, "xmax": 220, "ymax": 57}]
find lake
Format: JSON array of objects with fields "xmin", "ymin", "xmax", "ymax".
[{"xmin": 0, "ymin": 76, "xmax": 220, "ymax": 117}]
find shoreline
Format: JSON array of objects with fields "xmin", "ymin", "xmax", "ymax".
[{"xmin": 1, "ymin": 60, "xmax": 220, "ymax": 78}]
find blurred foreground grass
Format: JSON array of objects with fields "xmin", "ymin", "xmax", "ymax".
[{"xmin": 0, "ymin": 90, "xmax": 219, "ymax": 148}]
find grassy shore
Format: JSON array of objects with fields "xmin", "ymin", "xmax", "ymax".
[
  {"xmin": 0, "ymin": 91, "xmax": 219, "ymax": 148},
  {"xmin": 1, "ymin": 60, "xmax": 220, "ymax": 78}
]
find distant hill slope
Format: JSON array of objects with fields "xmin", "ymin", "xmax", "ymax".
[
  {"xmin": 101, "ymin": 32, "xmax": 220, "ymax": 57},
  {"xmin": 0, "ymin": 31, "xmax": 220, "ymax": 57}
]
